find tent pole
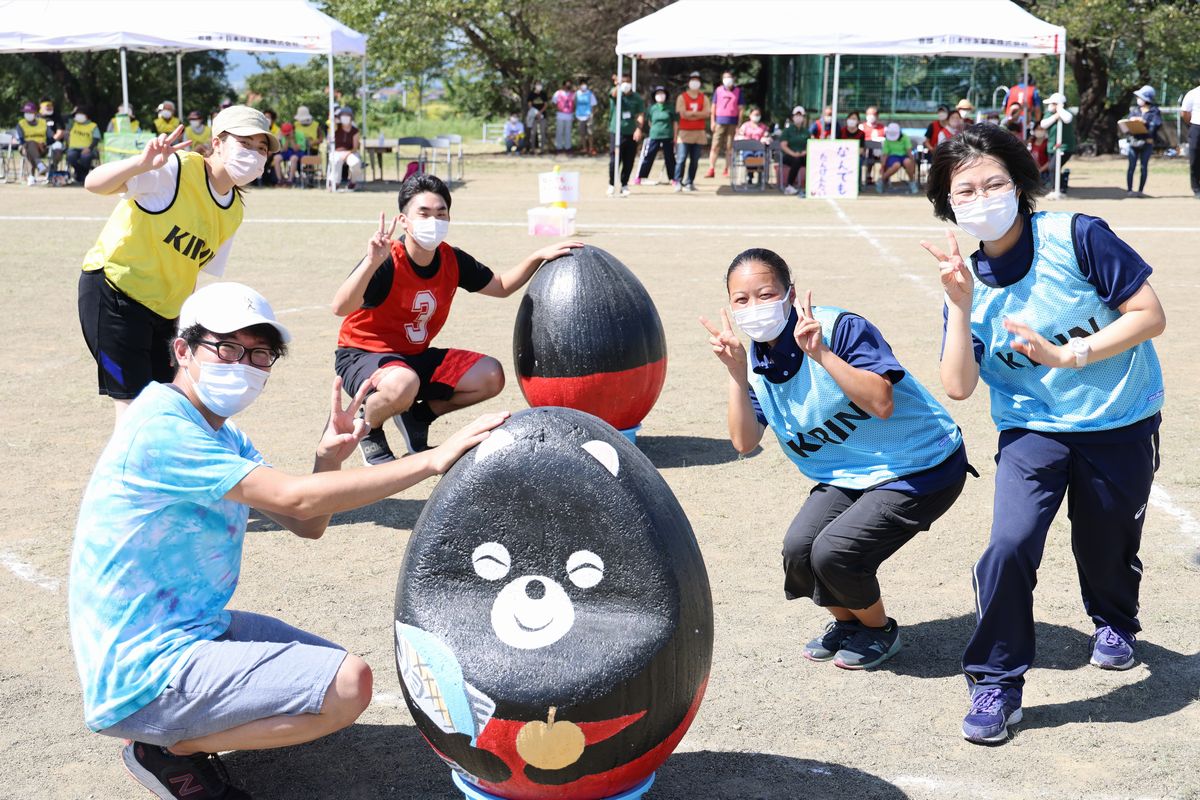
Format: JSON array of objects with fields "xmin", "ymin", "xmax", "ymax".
[
  {"xmin": 830, "ymin": 53, "xmax": 841, "ymax": 138},
  {"xmin": 1022, "ymin": 55, "xmax": 1030, "ymax": 130},
  {"xmin": 176, "ymin": 53, "xmax": 183, "ymax": 117},
  {"xmin": 891, "ymin": 55, "xmax": 899, "ymax": 114},
  {"xmin": 119, "ymin": 47, "xmax": 130, "ymax": 111},
  {"xmin": 1053, "ymin": 48, "xmax": 1065, "ymax": 197},
  {"xmin": 820, "ymin": 55, "xmax": 828, "ymax": 116},
  {"xmin": 631, "ymin": 57, "xmax": 637, "ymax": 92},
  {"xmin": 361, "ymin": 54, "xmax": 368, "ymax": 158},
  {"xmin": 328, "ymin": 51, "xmax": 336, "ymax": 192},
  {"xmin": 614, "ymin": 55, "xmax": 623, "ymax": 199}
]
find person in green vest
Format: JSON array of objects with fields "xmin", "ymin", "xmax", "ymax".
[
  {"xmin": 66, "ymin": 105, "xmax": 101, "ymax": 183},
  {"xmin": 607, "ymin": 79, "xmax": 645, "ymax": 196},
  {"xmin": 1041, "ymin": 91, "xmax": 1076, "ymax": 193},
  {"xmin": 634, "ymin": 85, "xmax": 677, "ymax": 186},
  {"xmin": 780, "ymin": 105, "xmax": 810, "ymax": 196}
]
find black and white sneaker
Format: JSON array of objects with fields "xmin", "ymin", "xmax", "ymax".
[
  {"xmin": 394, "ymin": 411, "xmax": 431, "ymax": 454},
  {"xmin": 359, "ymin": 426, "xmax": 396, "ymax": 465},
  {"xmin": 121, "ymin": 741, "xmax": 251, "ymax": 799}
]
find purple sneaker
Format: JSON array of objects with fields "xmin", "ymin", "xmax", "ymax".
[
  {"xmin": 962, "ymin": 686, "xmax": 1023, "ymax": 744},
  {"xmin": 1090, "ymin": 626, "xmax": 1136, "ymax": 670}
]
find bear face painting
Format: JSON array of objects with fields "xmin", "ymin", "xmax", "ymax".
[{"xmin": 394, "ymin": 407, "xmax": 713, "ymax": 800}]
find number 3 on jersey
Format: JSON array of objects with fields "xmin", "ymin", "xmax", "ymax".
[{"xmin": 404, "ymin": 290, "xmax": 438, "ymax": 344}]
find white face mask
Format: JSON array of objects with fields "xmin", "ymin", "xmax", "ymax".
[
  {"xmin": 793, "ymin": 115, "xmax": 804, "ymax": 124},
  {"xmin": 579, "ymin": 85, "xmax": 587, "ymax": 92},
  {"xmin": 689, "ymin": 80, "xmax": 701, "ymax": 91},
  {"xmin": 160, "ymin": 110, "xmax": 173, "ymax": 119},
  {"xmin": 220, "ymin": 139, "xmax": 266, "ymax": 185},
  {"xmin": 750, "ymin": 115, "xmax": 762, "ymax": 123},
  {"xmin": 823, "ymin": 116, "xmax": 832, "ymax": 125},
  {"xmin": 865, "ymin": 114, "xmax": 877, "ymax": 124},
  {"xmin": 722, "ymin": 77, "xmax": 734, "ymax": 88},
  {"xmin": 846, "ymin": 120, "xmax": 859, "ymax": 131},
  {"xmin": 74, "ymin": 113, "xmax": 87, "ymax": 124},
  {"xmin": 339, "ymin": 115, "xmax": 352, "ymax": 125},
  {"xmin": 534, "ymin": 84, "xmax": 543, "ymax": 92},
  {"xmin": 731, "ymin": 294, "xmax": 792, "ymax": 343},
  {"xmin": 938, "ymin": 111, "xmax": 949, "ymax": 121},
  {"xmin": 190, "ymin": 120, "xmax": 203, "ymax": 130},
  {"xmin": 23, "ymin": 113, "xmax": 35, "ymax": 123},
  {"xmin": 409, "ymin": 216, "xmax": 450, "ymax": 250},
  {"xmin": 655, "ymin": 94, "xmax": 666, "ymax": 103},
  {"xmin": 953, "ymin": 188, "xmax": 1019, "ymax": 242},
  {"xmin": 620, "ymin": 82, "xmax": 631, "ymax": 94},
  {"xmin": 186, "ymin": 355, "xmax": 269, "ymax": 418}
]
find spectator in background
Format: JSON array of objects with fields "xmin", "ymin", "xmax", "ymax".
[
  {"xmin": 39, "ymin": 98, "xmax": 66, "ymax": 174},
  {"xmin": 607, "ymin": 78, "xmax": 644, "ymax": 196},
  {"xmin": 924, "ymin": 104, "xmax": 950, "ymax": 152},
  {"xmin": 1041, "ymin": 91, "xmax": 1076, "ymax": 193},
  {"xmin": 1003, "ymin": 102, "xmax": 1025, "ymax": 138},
  {"xmin": 574, "ymin": 79, "xmax": 597, "ymax": 155},
  {"xmin": 841, "ymin": 110, "xmax": 865, "ymax": 143},
  {"xmin": 862, "ymin": 105, "xmax": 886, "ymax": 185},
  {"xmin": 275, "ymin": 122, "xmax": 301, "ymax": 185},
  {"xmin": 706, "ymin": 70, "xmax": 744, "ymax": 179},
  {"xmin": 525, "ymin": 81, "xmax": 549, "ymax": 155},
  {"xmin": 876, "ymin": 122, "xmax": 918, "ymax": 194},
  {"xmin": 1181, "ymin": 80, "xmax": 1200, "ymax": 199},
  {"xmin": 153, "ymin": 101, "xmax": 181, "ymax": 135},
  {"xmin": 552, "ymin": 80, "xmax": 576, "ymax": 153},
  {"xmin": 294, "ymin": 106, "xmax": 322, "ymax": 155},
  {"xmin": 636, "ymin": 85, "xmax": 677, "ymax": 186},
  {"xmin": 1004, "ymin": 74, "xmax": 1042, "ymax": 124},
  {"xmin": 328, "ymin": 105, "xmax": 363, "ymax": 191},
  {"xmin": 1125, "ymin": 85, "xmax": 1161, "ymax": 197},
  {"xmin": 66, "ymin": 105, "xmax": 100, "ymax": 184},
  {"xmin": 934, "ymin": 109, "xmax": 964, "ymax": 150},
  {"xmin": 734, "ymin": 105, "xmax": 771, "ymax": 186},
  {"xmin": 810, "ymin": 105, "xmax": 836, "ymax": 140},
  {"xmin": 107, "ymin": 103, "xmax": 140, "ymax": 134},
  {"xmin": 261, "ymin": 110, "xmax": 282, "ymax": 187},
  {"xmin": 184, "ymin": 110, "xmax": 213, "ymax": 157},
  {"xmin": 779, "ymin": 105, "xmax": 809, "ymax": 196},
  {"xmin": 955, "ymin": 98, "xmax": 975, "ymax": 124},
  {"xmin": 1029, "ymin": 125, "xmax": 1051, "ymax": 179},
  {"xmin": 503, "ymin": 112, "xmax": 526, "ymax": 154},
  {"xmin": 674, "ymin": 71, "xmax": 709, "ymax": 193},
  {"xmin": 16, "ymin": 101, "xmax": 48, "ymax": 185}
]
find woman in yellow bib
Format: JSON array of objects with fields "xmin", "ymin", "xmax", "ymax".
[{"xmin": 78, "ymin": 105, "xmax": 280, "ymax": 420}]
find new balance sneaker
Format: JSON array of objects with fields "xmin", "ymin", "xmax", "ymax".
[
  {"xmin": 122, "ymin": 741, "xmax": 251, "ymax": 799},
  {"xmin": 833, "ymin": 618, "xmax": 901, "ymax": 670},
  {"xmin": 803, "ymin": 619, "xmax": 857, "ymax": 662},
  {"xmin": 962, "ymin": 686, "xmax": 1023, "ymax": 744},
  {"xmin": 1090, "ymin": 625, "xmax": 1136, "ymax": 670},
  {"xmin": 359, "ymin": 426, "xmax": 396, "ymax": 465},
  {"xmin": 394, "ymin": 411, "xmax": 430, "ymax": 454}
]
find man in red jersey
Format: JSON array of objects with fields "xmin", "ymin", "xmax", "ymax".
[{"xmin": 332, "ymin": 174, "xmax": 580, "ymax": 464}]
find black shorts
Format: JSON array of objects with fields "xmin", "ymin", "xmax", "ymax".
[
  {"xmin": 78, "ymin": 269, "xmax": 176, "ymax": 399},
  {"xmin": 334, "ymin": 346, "xmax": 485, "ymax": 403}
]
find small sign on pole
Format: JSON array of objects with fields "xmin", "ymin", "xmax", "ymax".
[
  {"xmin": 805, "ymin": 139, "xmax": 860, "ymax": 199},
  {"xmin": 538, "ymin": 170, "xmax": 580, "ymax": 205}
]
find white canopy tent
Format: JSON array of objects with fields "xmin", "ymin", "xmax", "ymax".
[
  {"xmin": 614, "ymin": 0, "xmax": 1069, "ymax": 194},
  {"xmin": 0, "ymin": 0, "xmax": 368, "ymax": 152}
]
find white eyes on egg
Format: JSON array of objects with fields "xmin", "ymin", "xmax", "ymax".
[
  {"xmin": 471, "ymin": 542, "xmax": 604, "ymax": 588},
  {"xmin": 566, "ymin": 549, "xmax": 604, "ymax": 588}
]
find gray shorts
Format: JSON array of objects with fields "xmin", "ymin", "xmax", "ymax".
[{"xmin": 100, "ymin": 611, "xmax": 348, "ymax": 748}]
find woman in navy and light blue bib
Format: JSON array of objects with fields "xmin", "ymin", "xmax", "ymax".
[
  {"xmin": 701, "ymin": 249, "xmax": 970, "ymax": 671},
  {"xmin": 922, "ymin": 124, "xmax": 1166, "ymax": 745}
]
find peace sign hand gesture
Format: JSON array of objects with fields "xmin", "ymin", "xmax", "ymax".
[
  {"xmin": 138, "ymin": 125, "xmax": 191, "ymax": 171},
  {"xmin": 367, "ymin": 211, "xmax": 400, "ymax": 267},
  {"xmin": 920, "ymin": 230, "xmax": 974, "ymax": 310},
  {"xmin": 316, "ymin": 375, "xmax": 373, "ymax": 464},
  {"xmin": 699, "ymin": 308, "xmax": 747, "ymax": 376},
  {"xmin": 793, "ymin": 289, "xmax": 826, "ymax": 358}
]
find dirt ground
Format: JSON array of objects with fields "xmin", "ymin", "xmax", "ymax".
[{"xmin": 1, "ymin": 150, "xmax": 1197, "ymax": 800}]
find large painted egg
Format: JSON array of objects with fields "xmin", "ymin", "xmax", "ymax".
[
  {"xmin": 394, "ymin": 407, "xmax": 713, "ymax": 800},
  {"xmin": 513, "ymin": 246, "xmax": 667, "ymax": 432}
]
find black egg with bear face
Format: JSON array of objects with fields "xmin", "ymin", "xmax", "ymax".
[{"xmin": 394, "ymin": 407, "xmax": 713, "ymax": 800}]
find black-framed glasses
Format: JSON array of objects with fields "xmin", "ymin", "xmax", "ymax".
[{"xmin": 196, "ymin": 339, "xmax": 279, "ymax": 368}]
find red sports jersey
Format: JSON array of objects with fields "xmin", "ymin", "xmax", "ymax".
[{"xmin": 338, "ymin": 240, "xmax": 460, "ymax": 355}]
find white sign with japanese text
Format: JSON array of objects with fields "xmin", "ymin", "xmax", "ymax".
[{"xmin": 806, "ymin": 139, "xmax": 860, "ymax": 199}]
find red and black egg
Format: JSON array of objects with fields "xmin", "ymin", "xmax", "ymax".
[
  {"xmin": 513, "ymin": 245, "xmax": 667, "ymax": 431},
  {"xmin": 394, "ymin": 407, "xmax": 713, "ymax": 800}
]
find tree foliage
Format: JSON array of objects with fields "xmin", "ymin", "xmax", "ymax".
[
  {"xmin": 243, "ymin": 55, "xmax": 364, "ymax": 127},
  {"xmin": 1021, "ymin": 0, "xmax": 1200, "ymax": 152},
  {"xmin": 0, "ymin": 50, "xmax": 232, "ymax": 130}
]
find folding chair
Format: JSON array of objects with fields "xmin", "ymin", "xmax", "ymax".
[
  {"xmin": 730, "ymin": 139, "xmax": 768, "ymax": 192},
  {"xmin": 441, "ymin": 133, "xmax": 465, "ymax": 181},
  {"xmin": 394, "ymin": 137, "xmax": 432, "ymax": 181},
  {"xmin": 297, "ymin": 154, "xmax": 323, "ymax": 189},
  {"xmin": 0, "ymin": 132, "xmax": 21, "ymax": 183},
  {"xmin": 429, "ymin": 137, "xmax": 453, "ymax": 181}
]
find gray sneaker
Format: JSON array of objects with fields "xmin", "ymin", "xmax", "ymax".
[
  {"xmin": 359, "ymin": 426, "xmax": 396, "ymax": 465},
  {"xmin": 834, "ymin": 618, "xmax": 901, "ymax": 670},
  {"xmin": 803, "ymin": 619, "xmax": 858, "ymax": 662}
]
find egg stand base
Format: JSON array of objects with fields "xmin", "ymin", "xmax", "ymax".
[{"xmin": 452, "ymin": 770, "xmax": 656, "ymax": 800}]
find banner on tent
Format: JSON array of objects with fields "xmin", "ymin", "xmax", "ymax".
[
  {"xmin": 806, "ymin": 140, "xmax": 859, "ymax": 199},
  {"xmin": 101, "ymin": 132, "xmax": 156, "ymax": 165}
]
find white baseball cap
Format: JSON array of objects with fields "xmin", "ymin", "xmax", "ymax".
[
  {"xmin": 295, "ymin": 105, "xmax": 313, "ymax": 124},
  {"xmin": 178, "ymin": 282, "xmax": 292, "ymax": 343},
  {"xmin": 1046, "ymin": 92, "xmax": 1068, "ymax": 107},
  {"xmin": 212, "ymin": 104, "xmax": 281, "ymax": 153}
]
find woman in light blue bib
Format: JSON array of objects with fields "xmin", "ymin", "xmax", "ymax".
[
  {"xmin": 701, "ymin": 248, "xmax": 970, "ymax": 671},
  {"xmin": 922, "ymin": 123, "xmax": 1167, "ymax": 746}
]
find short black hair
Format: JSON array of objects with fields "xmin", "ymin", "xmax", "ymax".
[
  {"xmin": 726, "ymin": 248, "xmax": 792, "ymax": 290},
  {"xmin": 926, "ymin": 123, "xmax": 1047, "ymax": 221},
  {"xmin": 173, "ymin": 323, "xmax": 288, "ymax": 367},
  {"xmin": 397, "ymin": 173, "xmax": 452, "ymax": 214}
]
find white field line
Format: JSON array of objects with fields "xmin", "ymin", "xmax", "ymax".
[
  {"xmin": 824, "ymin": 198, "xmax": 941, "ymax": 299},
  {"xmin": 1149, "ymin": 485, "xmax": 1200, "ymax": 548},
  {"xmin": 372, "ymin": 691, "xmax": 405, "ymax": 707},
  {"xmin": 893, "ymin": 774, "xmax": 1163, "ymax": 800},
  {"xmin": 2, "ymin": 214, "xmax": 1199, "ymax": 235},
  {"xmin": 0, "ymin": 549, "xmax": 58, "ymax": 591}
]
